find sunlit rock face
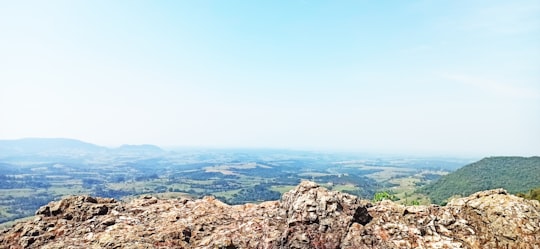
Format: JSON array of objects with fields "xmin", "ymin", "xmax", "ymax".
[{"xmin": 1, "ymin": 181, "xmax": 539, "ymax": 249}]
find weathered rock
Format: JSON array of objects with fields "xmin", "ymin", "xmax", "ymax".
[
  {"xmin": 280, "ymin": 180, "xmax": 372, "ymax": 248},
  {"xmin": 1, "ymin": 181, "xmax": 539, "ymax": 249}
]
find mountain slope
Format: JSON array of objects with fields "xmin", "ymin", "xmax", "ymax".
[{"xmin": 420, "ymin": 156, "xmax": 540, "ymax": 204}]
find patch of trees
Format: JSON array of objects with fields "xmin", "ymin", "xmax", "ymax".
[
  {"xmin": 372, "ymin": 191, "xmax": 398, "ymax": 202},
  {"xmin": 212, "ymin": 179, "xmax": 240, "ymax": 190},
  {"xmin": 227, "ymin": 184, "xmax": 281, "ymax": 204},
  {"xmin": 0, "ymin": 194, "xmax": 55, "ymax": 223},
  {"xmin": 134, "ymin": 173, "xmax": 159, "ymax": 181},
  {"xmin": 342, "ymin": 188, "xmax": 375, "ymax": 199},
  {"xmin": 92, "ymin": 186, "xmax": 134, "ymax": 199},
  {"xmin": 517, "ymin": 187, "xmax": 540, "ymax": 202},
  {"xmin": 0, "ymin": 175, "xmax": 51, "ymax": 189},
  {"xmin": 420, "ymin": 173, "xmax": 441, "ymax": 181},
  {"xmin": 176, "ymin": 163, "xmax": 216, "ymax": 170},
  {"xmin": 304, "ymin": 174, "xmax": 379, "ymax": 199},
  {"xmin": 178, "ymin": 171, "xmax": 239, "ymax": 180},
  {"xmin": 234, "ymin": 167, "xmax": 290, "ymax": 178},
  {"xmin": 82, "ymin": 178, "xmax": 104, "ymax": 189},
  {"xmin": 273, "ymin": 176, "xmax": 301, "ymax": 186}
]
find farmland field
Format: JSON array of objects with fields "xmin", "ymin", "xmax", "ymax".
[{"xmin": 0, "ymin": 143, "xmax": 470, "ymax": 224}]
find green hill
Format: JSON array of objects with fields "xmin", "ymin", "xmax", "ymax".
[{"xmin": 420, "ymin": 156, "xmax": 540, "ymax": 204}]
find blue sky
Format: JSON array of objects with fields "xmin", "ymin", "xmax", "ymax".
[{"xmin": 1, "ymin": 0, "xmax": 539, "ymax": 156}]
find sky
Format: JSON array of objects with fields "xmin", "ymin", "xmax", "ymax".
[{"xmin": 0, "ymin": 0, "xmax": 539, "ymax": 156}]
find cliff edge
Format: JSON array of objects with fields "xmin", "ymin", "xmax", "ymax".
[{"xmin": 1, "ymin": 181, "xmax": 539, "ymax": 249}]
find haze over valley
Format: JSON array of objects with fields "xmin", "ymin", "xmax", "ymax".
[
  {"xmin": 0, "ymin": 137, "xmax": 474, "ymax": 225},
  {"xmin": 0, "ymin": 2, "xmax": 539, "ymax": 247},
  {"xmin": 1, "ymin": 137, "xmax": 538, "ymax": 226}
]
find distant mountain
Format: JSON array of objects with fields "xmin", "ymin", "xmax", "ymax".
[
  {"xmin": 420, "ymin": 156, "xmax": 540, "ymax": 204},
  {"xmin": 0, "ymin": 138, "xmax": 165, "ymax": 158},
  {"xmin": 0, "ymin": 138, "xmax": 106, "ymax": 156}
]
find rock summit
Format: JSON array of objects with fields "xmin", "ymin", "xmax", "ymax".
[{"xmin": 1, "ymin": 181, "xmax": 539, "ymax": 248}]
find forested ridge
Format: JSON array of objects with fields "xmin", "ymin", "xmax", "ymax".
[{"xmin": 420, "ymin": 156, "xmax": 540, "ymax": 204}]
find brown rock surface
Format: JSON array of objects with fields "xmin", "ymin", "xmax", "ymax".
[{"xmin": 1, "ymin": 181, "xmax": 539, "ymax": 249}]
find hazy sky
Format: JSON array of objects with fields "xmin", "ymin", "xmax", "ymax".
[{"xmin": 1, "ymin": 0, "xmax": 539, "ymax": 156}]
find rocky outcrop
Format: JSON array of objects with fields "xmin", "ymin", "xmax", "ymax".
[{"xmin": 1, "ymin": 181, "xmax": 539, "ymax": 249}]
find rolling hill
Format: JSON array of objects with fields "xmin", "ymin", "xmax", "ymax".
[
  {"xmin": 0, "ymin": 138, "xmax": 166, "ymax": 158},
  {"xmin": 0, "ymin": 138, "xmax": 106, "ymax": 156},
  {"xmin": 420, "ymin": 156, "xmax": 540, "ymax": 204}
]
